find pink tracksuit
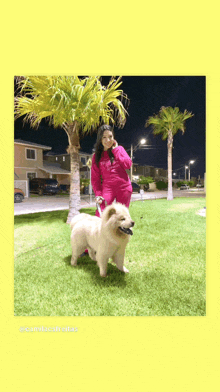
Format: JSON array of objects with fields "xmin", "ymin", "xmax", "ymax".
[{"xmin": 91, "ymin": 146, "xmax": 133, "ymax": 217}]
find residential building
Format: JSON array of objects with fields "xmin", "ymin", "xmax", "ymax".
[
  {"xmin": 44, "ymin": 151, "xmax": 93, "ymax": 182},
  {"xmin": 15, "ymin": 139, "xmax": 51, "ymax": 181},
  {"xmin": 132, "ymin": 164, "xmax": 168, "ymax": 181},
  {"xmin": 14, "ymin": 140, "xmax": 71, "ymax": 195}
]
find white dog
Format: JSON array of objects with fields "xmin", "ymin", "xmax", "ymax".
[{"xmin": 70, "ymin": 203, "xmax": 135, "ymax": 277}]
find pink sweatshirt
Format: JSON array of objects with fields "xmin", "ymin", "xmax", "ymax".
[{"xmin": 91, "ymin": 146, "xmax": 133, "ymax": 196}]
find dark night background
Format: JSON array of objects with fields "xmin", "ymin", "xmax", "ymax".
[{"xmin": 14, "ymin": 76, "xmax": 206, "ymax": 179}]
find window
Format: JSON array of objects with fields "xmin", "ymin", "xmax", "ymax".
[
  {"xmin": 27, "ymin": 172, "xmax": 37, "ymax": 180},
  {"xmin": 26, "ymin": 148, "xmax": 36, "ymax": 160},
  {"xmin": 56, "ymin": 157, "xmax": 58, "ymax": 161},
  {"xmin": 63, "ymin": 156, "xmax": 65, "ymax": 161},
  {"xmin": 81, "ymin": 157, "xmax": 86, "ymax": 165}
]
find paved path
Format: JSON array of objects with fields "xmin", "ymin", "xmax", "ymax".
[{"xmin": 14, "ymin": 189, "xmax": 205, "ymax": 216}]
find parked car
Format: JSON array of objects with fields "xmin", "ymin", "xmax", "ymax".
[
  {"xmin": 14, "ymin": 188, "xmax": 25, "ymax": 203},
  {"xmin": 29, "ymin": 178, "xmax": 59, "ymax": 195},
  {"xmin": 131, "ymin": 182, "xmax": 141, "ymax": 193},
  {"xmin": 59, "ymin": 184, "xmax": 70, "ymax": 193},
  {"xmin": 196, "ymin": 183, "xmax": 202, "ymax": 188},
  {"xmin": 180, "ymin": 184, "xmax": 190, "ymax": 190}
]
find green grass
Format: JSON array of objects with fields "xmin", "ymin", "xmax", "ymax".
[{"xmin": 14, "ymin": 198, "xmax": 206, "ymax": 316}]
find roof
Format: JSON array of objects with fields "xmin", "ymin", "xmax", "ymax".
[
  {"xmin": 38, "ymin": 163, "xmax": 71, "ymax": 175},
  {"xmin": 14, "ymin": 139, "xmax": 52, "ymax": 151},
  {"xmin": 45, "ymin": 151, "xmax": 92, "ymax": 157}
]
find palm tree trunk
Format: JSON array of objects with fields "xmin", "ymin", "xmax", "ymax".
[
  {"xmin": 65, "ymin": 123, "xmax": 81, "ymax": 224},
  {"xmin": 167, "ymin": 130, "xmax": 173, "ymax": 201}
]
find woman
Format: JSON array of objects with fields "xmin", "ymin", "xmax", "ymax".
[{"xmin": 91, "ymin": 124, "xmax": 133, "ymax": 216}]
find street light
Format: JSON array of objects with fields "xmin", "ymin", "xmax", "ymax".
[
  {"xmin": 188, "ymin": 160, "xmax": 195, "ymax": 181},
  {"xmin": 172, "ymin": 172, "xmax": 176, "ymax": 183},
  {"xmin": 140, "ymin": 138, "xmax": 146, "ymax": 145},
  {"xmin": 130, "ymin": 138, "xmax": 147, "ymax": 181}
]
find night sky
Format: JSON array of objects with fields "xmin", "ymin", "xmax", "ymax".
[{"xmin": 14, "ymin": 76, "xmax": 206, "ymax": 179}]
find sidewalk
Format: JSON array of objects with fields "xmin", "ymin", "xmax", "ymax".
[{"xmin": 14, "ymin": 190, "xmax": 205, "ymax": 216}]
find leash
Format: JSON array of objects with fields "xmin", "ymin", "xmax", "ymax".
[
  {"xmin": 96, "ymin": 197, "xmax": 106, "ymax": 217},
  {"xmin": 96, "ymin": 202, "xmax": 102, "ymax": 217}
]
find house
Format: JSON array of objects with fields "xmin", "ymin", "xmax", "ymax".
[
  {"xmin": 132, "ymin": 163, "xmax": 168, "ymax": 182},
  {"xmin": 44, "ymin": 151, "xmax": 93, "ymax": 182},
  {"xmin": 14, "ymin": 140, "xmax": 71, "ymax": 195}
]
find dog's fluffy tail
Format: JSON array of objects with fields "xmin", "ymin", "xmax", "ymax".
[{"xmin": 70, "ymin": 213, "xmax": 89, "ymax": 230}]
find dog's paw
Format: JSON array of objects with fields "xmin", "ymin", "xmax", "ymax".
[
  {"xmin": 100, "ymin": 272, "xmax": 107, "ymax": 278},
  {"xmin": 71, "ymin": 257, "xmax": 77, "ymax": 266},
  {"xmin": 122, "ymin": 266, "xmax": 129, "ymax": 273}
]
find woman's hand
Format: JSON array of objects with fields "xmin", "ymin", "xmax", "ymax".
[
  {"xmin": 112, "ymin": 140, "xmax": 118, "ymax": 149},
  {"xmin": 95, "ymin": 196, "xmax": 104, "ymax": 204}
]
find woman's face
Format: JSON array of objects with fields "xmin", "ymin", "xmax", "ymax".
[{"xmin": 101, "ymin": 130, "xmax": 114, "ymax": 151}]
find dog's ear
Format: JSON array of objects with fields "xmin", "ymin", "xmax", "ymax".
[{"xmin": 107, "ymin": 207, "xmax": 116, "ymax": 220}]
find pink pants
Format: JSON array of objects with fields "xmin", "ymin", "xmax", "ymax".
[{"xmin": 95, "ymin": 188, "xmax": 132, "ymax": 217}]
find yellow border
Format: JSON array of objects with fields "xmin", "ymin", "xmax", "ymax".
[{"xmin": 1, "ymin": 1, "xmax": 219, "ymax": 391}]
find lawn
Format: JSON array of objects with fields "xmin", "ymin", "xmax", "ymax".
[{"xmin": 14, "ymin": 198, "xmax": 206, "ymax": 316}]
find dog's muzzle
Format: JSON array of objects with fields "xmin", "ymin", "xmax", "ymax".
[
  {"xmin": 119, "ymin": 221, "xmax": 135, "ymax": 236},
  {"xmin": 119, "ymin": 227, "xmax": 133, "ymax": 235}
]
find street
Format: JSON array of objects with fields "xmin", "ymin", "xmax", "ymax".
[{"xmin": 14, "ymin": 189, "xmax": 205, "ymax": 216}]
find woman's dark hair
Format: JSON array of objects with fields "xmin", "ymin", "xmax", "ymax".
[{"xmin": 94, "ymin": 124, "xmax": 115, "ymax": 166}]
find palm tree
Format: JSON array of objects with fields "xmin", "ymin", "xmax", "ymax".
[
  {"xmin": 145, "ymin": 106, "xmax": 194, "ymax": 200},
  {"xmin": 14, "ymin": 76, "xmax": 129, "ymax": 223}
]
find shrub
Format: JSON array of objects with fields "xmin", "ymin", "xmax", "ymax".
[
  {"xmin": 80, "ymin": 178, "xmax": 90, "ymax": 186},
  {"xmin": 188, "ymin": 180, "xmax": 194, "ymax": 187},
  {"xmin": 177, "ymin": 180, "xmax": 190, "ymax": 188},
  {"xmin": 177, "ymin": 181, "xmax": 183, "ymax": 188},
  {"xmin": 137, "ymin": 176, "xmax": 154, "ymax": 185},
  {"xmin": 156, "ymin": 181, "xmax": 167, "ymax": 190}
]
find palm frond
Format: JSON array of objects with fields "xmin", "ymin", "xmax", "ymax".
[
  {"xmin": 145, "ymin": 106, "xmax": 194, "ymax": 140},
  {"xmin": 15, "ymin": 75, "xmax": 128, "ymax": 136}
]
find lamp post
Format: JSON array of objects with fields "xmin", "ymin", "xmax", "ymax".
[
  {"xmin": 130, "ymin": 139, "xmax": 146, "ymax": 181},
  {"xmin": 188, "ymin": 160, "xmax": 195, "ymax": 181},
  {"xmin": 185, "ymin": 166, "xmax": 188, "ymax": 181}
]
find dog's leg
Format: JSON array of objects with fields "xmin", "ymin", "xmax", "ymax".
[
  {"xmin": 87, "ymin": 247, "xmax": 96, "ymax": 261},
  {"xmin": 112, "ymin": 250, "xmax": 129, "ymax": 273},
  {"xmin": 71, "ymin": 244, "xmax": 86, "ymax": 266},
  {"xmin": 98, "ymin": 260, "xmax": 108, "ymax": 277},
  {"xmin": 96, "ymin": 251, "xmax": 109, "ymax": 277},
  {"xmin": 71, "ymin": 256, "xmax": 78, "ymax": 266}
]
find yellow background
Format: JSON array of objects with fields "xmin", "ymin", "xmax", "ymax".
[{"xmin": 1, "ymin": 1, "xmax": 219, "ymax": 391}]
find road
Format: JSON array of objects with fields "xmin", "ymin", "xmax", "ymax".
[{"xmin": 14, "ymin": 189, "xmax": 205, "ymax": 216}]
